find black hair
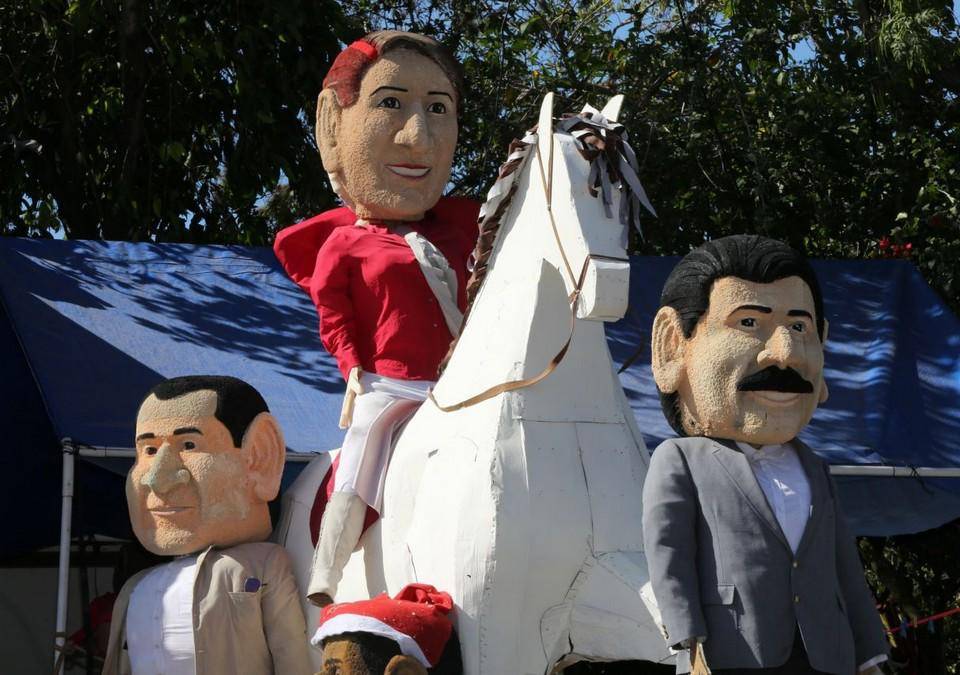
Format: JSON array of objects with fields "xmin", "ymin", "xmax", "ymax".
[
  {"xmin": 322, "ymin": 629, "xmax": 463, "ymax": 674},
  {"xmin": 432, "ymin": 629, "xmax": 463, "ymax": 674},
  {"xmin": 145, "ymin": 375, "xmax": 269, "ymax": 447},
  {"xmin": 658, "ymin": 235, "xmax": 825, "ymax": 436}
]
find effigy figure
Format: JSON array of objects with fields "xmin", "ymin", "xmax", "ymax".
[
  {"xmin": 642, "ymin": 235, "xmax": 889, "ymax": 674},
  {"xmin": 311, "ymin": 584, "xmax": 462, "ymax": 675},
  {"xmin": 272, "ymin": 30, "xmax": 479, "ymax": 608},
  {"xmin": 277, "ymin": 91, "xmax": 673, "ymax": 674},
  {"xmin": 102, "ymin": 375, "xmax": 312, "ymax": 675}
]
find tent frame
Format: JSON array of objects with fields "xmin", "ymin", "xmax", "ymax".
[{"xmin": 53, "ymin": 439, "xmax": 317, "ymax": 675}]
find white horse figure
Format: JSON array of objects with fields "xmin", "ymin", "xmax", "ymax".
[{"xmin": 278, "ymin": 93, "xmax": 672, "ymax": 674}]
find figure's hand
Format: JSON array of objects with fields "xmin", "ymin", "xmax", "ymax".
[
  {"xmin": 338, "ymin": 367, "xmax": 364, "ymax": 429},
  {"xmin": 690, "ymin": 640, "xmax": 711, "ymax": 675}
]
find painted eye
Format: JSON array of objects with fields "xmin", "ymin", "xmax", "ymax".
[
  {"xmin": 791, "ymin": 321, "xmax": 806, "ymax": 333},
  {"xmin": 428, "ymin": 101, "xmax": 447, "ymax": 114},
  {"xmin": 183, "ymin": 441, "xmax": 196, "ymax": 450},
  {"xmin": 740, "ymin": 317, "xmax": 757, "ymax": 328},
  {"xmin": 144, "ymin": 446, "xmax": 158, "ymax": 456},
  {"xmin": 377, "ymin": 96, "xmax": 400, "ymax": 109}
]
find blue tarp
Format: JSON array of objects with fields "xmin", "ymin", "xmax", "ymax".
[{"xmin": 0, "ymin": 238, "xmax": 958, "ymax": 555}]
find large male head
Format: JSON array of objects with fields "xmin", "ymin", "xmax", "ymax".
[
  {"xmin": 316, "ymin": 31, "xmax": 464, "ymax": 222},
  {"xmin": 651, "ymin": 235, "xmax": 829, "ymax": 445},
  {"xmin": 127, "ymin": 375, "xmax": 285, "ymax": 555}
]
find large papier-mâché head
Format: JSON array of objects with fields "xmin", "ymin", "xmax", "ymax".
[
  {"xmin": 317, "ymin": 31, "xmax": 464, "ymax": 222},
  {"xmin": 127, "ymin": 375, "xmax": 285, "ymax": 555},
  {"xmin": 651, "ymin": 235, "xmax": 829, "ymax": 445}
]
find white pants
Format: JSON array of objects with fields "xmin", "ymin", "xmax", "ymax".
[{"xmin": 333, "ymin": 373, "xmax": 432, "ymax": 511}]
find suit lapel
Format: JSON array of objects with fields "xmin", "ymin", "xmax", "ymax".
[
  {"xmin": 792, "ymin": 438, "xmax": 828, "ymax": 558},
  {"xmin": 709, "ymin": 438, "xmax": 791, "ymax": 551}
]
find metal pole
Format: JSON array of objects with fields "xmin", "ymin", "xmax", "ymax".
[
  {"xmin": 76, "ymin": 446, "xmax": 319, "ymax": 462},
  {"xmin": 829, "ymin": 465, "xmax": 960, "ymax": 477},
  {"xmin": 54, "ymin": 439, "xmax": 75, "ymax": 675}
]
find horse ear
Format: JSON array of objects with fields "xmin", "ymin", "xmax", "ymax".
[
  {"xmin": 537, "ymin": 92, "xmax": 554, "ymax": 166},
  {"xmin": 600, "ymin": 94, "xmax": 624, "ymax": 122},
  {"xmin": 537, "ymin": 92, "xmax": 555, "ymax": 201}
]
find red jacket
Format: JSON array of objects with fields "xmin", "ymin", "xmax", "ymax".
[{"xmin": 274, "ymin": 197, "xmax": 480, "ymax": 381}]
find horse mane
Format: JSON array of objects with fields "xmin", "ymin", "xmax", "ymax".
[{"xmin": 438, "ymin": 109, "xmax": 653, "ymax": 375}]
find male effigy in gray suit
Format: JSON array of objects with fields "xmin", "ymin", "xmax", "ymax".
[{"xmin": 642, "ymin": 236, "xmax": 890, "ymax": 674}]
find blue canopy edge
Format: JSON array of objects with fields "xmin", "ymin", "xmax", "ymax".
[{"xmin": 0, "ymin": 237, "xmax": 958, "ymax": 554}]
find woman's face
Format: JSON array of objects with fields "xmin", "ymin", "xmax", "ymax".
[{"xmin": 332, "ymin": 48, "xmax": 458, "ymax": 221}]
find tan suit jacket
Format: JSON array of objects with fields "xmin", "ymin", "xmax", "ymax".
[{"xmin": 102, "ymin": 541, "xmax": 312, "ymax": 675}]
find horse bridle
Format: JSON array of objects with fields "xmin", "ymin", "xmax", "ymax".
[{"xmin": 428, "ymin": 124, "xmax": 629, "ymax": 413}]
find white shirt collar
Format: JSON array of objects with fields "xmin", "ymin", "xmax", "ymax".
[{"xmin": 736, "ymin": 440, "xmax": 788, "ymax": 459}]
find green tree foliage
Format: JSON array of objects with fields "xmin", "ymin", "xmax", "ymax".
[
  {"xmin": 861, "ymin": 521, "xmax": 960, "ymax": 673},
  {"xmin": 1, "ymin": 0, "xmax": 350, "ymax": 243}
]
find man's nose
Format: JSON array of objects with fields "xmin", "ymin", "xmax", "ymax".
[
  {"xmin": 394, "ymin": 109, "xmax": 431, "ymax": 151},
  {"xmin": 758, "ymin": 326, "xmax": 803, "ymax": 369},
  {"xmin": 141, "ymin": 444, "xmax": 190, "ymax": 495}
]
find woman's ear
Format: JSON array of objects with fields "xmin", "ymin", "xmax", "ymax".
[
  {"xmin": 651, "ymin": 306, "xmax": 686, "ymax": 395},
  {"xmin": 240, "ymin": 412, "xmax": 285, "ymax": 502},
  {"xmin": 384, "ymin": 654, "xmax": 428, "ymax": 675},
  {"xmin": 317, "ymin": 89, "xmax": 342, "ymax": 175}
]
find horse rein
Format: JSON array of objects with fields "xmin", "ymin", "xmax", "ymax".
[{"xmin": 428, "ymin": 127, "xmax": 629, "ymax": 413}]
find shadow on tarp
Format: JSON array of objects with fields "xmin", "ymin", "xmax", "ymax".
[
  {"xmin": 0, "ymin": 238, "xmax": 339, "ymax": 556},
  {"xmin": 1, "ymin": 238, "xmax": 958, "ymax": 549}
]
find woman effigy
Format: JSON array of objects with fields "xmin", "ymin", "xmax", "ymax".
[{"xmin": 273, "ymin": 31, "xmax": 479, "ymax": 608}]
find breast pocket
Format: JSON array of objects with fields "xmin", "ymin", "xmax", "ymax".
[{"xmin": 227, "ymin": 591, "xmax": 264, "ymax": 632}]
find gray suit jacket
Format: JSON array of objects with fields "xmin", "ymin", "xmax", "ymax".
[{"xmin": 641, "ymin": 437, "xmax": 889, "ymax": 674}]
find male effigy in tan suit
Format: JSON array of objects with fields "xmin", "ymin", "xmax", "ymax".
[{"xmin": 102, "ymin": 375, "xmax": 312, "ymax": 675}]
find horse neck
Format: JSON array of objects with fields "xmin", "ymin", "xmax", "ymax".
[{"xmin": 435, "ymin": 158, "xmax": 627, "ymax": 423}]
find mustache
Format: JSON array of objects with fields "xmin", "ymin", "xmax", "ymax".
[{"xmin": 736, "ymin": 366, "xmax": 814, "ymax": 393}]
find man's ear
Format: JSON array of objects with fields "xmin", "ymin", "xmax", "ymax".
[
  {"xmin": 241, "ymin": 412, "xmax": 285, "ymax": 502},
  {"xmin": 651, "ymin": 306, "xmax": 686, "ymax": 394},
  {"xmin": 384, "ymin": 654, "xmax": 428, "ymax": 675},
  {"xmin": 317, "ymin": 89, "xmax": 342, "ymax": 175},
  {"xmin": 818, "ymin": 318, "xmax": 830, "ymax": 404}
]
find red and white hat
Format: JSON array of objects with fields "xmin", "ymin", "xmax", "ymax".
[{"xmin": 311, "ymin": 584, "xmax": 455, "ymax": 668}]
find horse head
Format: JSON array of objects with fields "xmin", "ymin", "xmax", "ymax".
[{"xmin": 531, "ymin": 92, "xmax": 655, "ymax": 323}]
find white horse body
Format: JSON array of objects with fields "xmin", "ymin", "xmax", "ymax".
[{"xmin": 280, "ymin": 94, "xmax": 671, "ymax": 674}]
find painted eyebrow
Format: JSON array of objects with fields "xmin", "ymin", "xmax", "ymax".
[
  {"xmin": 370, "ymin": 85, "xmax": 407, "ymax": 96},
  {"xmin": 732, "ymin": 304, "xmax": 772, "ymax": 314},
  {"xmin": 135, "ymin": 427, "xmax": 203, "ymax": 442},
  {"xmin": 788, "ymin": 309, "xmax": 814, "ymax": 319},
  {"xmin": 428, "ymin": 90, "xmax": 453, "ymax": 100}
]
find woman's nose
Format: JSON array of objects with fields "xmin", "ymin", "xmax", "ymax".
[{"xmin": 394, "ymin": 109, "xmax": 431, "ymax": 151}]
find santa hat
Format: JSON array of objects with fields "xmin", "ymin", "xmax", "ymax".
[{"xmin": 311, "ymin": 584, "xmax": 455, "ymax": 669}]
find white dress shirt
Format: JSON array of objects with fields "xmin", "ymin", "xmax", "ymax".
[
  {"xmin": 126, "ymin": 554, "xmax": 198, "ymax": 675},
  {"xmin": 736, "ymin": 441, "xmax": 811, "ymax": 553},
  {"xmin": 735, "ymin": 441, "xmax": 886, "ymax": 672}
]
